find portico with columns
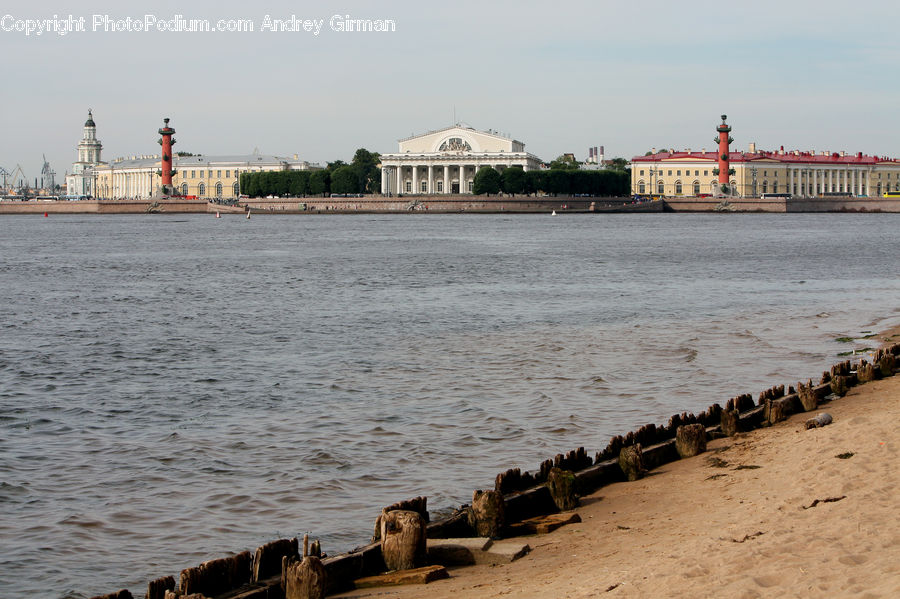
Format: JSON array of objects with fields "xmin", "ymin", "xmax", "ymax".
[{"xmin": 379, "ymin": 124, "xmax": 542, "ymax": 195}]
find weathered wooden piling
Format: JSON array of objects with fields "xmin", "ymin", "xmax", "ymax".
[
  {"xmin": 380, "ymin": 510, "xmax": 427, "ymax": 571},
  {"xmin": 675, "ymin": 423, "xmax": 707, "ymax": 458},
  {"xmin": 546, "ymin": 467, "xmax": 578, "ymax": 511},
  {"xmin": 618, "ymin": 444, "xmax": 645, "ymax": 481},
  {"xmin": 469, "ymin": 489, "xmax": 505, "ymax": 538}
]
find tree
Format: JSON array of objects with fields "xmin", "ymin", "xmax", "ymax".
[
  {"xmin": 473, "ymin": 166, "xmax": 501, "ymax": 195},
  {"xmin": 350, "ymin": 148, "xmax": 381, "ymax": 193},
  {"xmin": 309, "ymin": 170, "xmax": 329, "ymax": 196},
  {"xmin": 606, "ymin": 157, "xmax": 629, "ymax": 172},
  {"xmin": 548, "ymin": 154, "xmax": 580, "ymax": 170},
  {"xmin": 545, "ymin": 169, "xmax": 570, "ymax": 195},
  {"xmin": 330, "ymin": 165, "xmax": 359, "ymax": 194},
  {"xmin": 289, "ymin": 171, "xmax": 310, "ymax": 196},
  {"xmin": 500, "ymin": 166, "xmax": 526, "ymax": 194}
]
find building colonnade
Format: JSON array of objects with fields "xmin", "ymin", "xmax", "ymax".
[{"xmin": 380, "ymin": 161, "xmax": 528, "ymax": 195}]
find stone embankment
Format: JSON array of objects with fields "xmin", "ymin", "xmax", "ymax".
[{"xmin": 87, "ymin": 343, "xmax": 900, "ymax": 599}]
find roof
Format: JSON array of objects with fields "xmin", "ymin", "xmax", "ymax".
[
  {"xmin": 397, "ymin": 123, "xmax": 523, "ymax": 145},
  {"xmin": 99, "ymin": 154, "xmax": 319, "ymax": 169},
  {"xmin": 632, "ymin": 149, "xmax": 900, "ymax": 165}
]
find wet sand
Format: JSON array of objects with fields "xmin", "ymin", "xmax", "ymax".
[{"xmin": 335, "ymin": 341, "xmax": 900, "ymax": 598}]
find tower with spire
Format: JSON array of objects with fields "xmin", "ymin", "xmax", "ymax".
[{"xmin": 66, "ymin": 109, "xmax": 104, "ymax": 198}]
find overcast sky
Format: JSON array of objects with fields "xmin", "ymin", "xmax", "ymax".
[{"xmin": 2, "ymin": 0, "xmax": 899, "ymax": 183}]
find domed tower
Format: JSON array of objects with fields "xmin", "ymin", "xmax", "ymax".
[
  {"xmin": 66, "ymin": 109, "xmax": 104, "ymax": 198},
  {"xmin": 716, "ymin": 114, "xmax": 732, "ymax": 189}
]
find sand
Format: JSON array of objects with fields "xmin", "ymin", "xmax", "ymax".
[{"xmin": 334, "ymin": 355, "xmax": 900, "ymax": 598}]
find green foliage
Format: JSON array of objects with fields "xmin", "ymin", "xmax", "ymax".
[
  {"xmin": 522, "ymin": 168, "xmax": 628, "ymax": 196},
  {"xmin": 330, "ymin": 165, "xmax": 359, "ymax": 194},
  {"xmin": 547, "ymin": 154, "xmax": 580, "ymax": 170},
  {"xmin": 350, "ymin": 148, "xmax": 381, "ymax": 193},
  {"xmin": 473, "ymin": 166, "xmax": 501, "ymax": 195},
  {"xmin": 500, "ymin": 166, "xmax": 526, "ymax": 194},
  {"xmin": 309, "ymin": 170, "xmax": 329, "ymax": 196},
  {"xmin": 606, "ymin": 158, "xmax": 629, "ymax": 172}
]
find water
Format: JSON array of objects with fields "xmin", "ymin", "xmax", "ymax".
[{"xmin": 1, "ymin": 213, "xmax": 898, "ymax": 598}]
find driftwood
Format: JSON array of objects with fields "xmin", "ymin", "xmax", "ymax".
[
  {"xmin": 805, "ymin": 413, "xmax": 833, "ymax": 429},
  {"xmin": 380, "ymin": 510, "xmax": 427, "ymax": 571},
  {"xmin": 468, "ymin": 489, "xmax": 505, "ymax": 538},
  {"xmin": 618, "ymin": 444, "xmax": 645, "ymax": 481},
  {"xmin": 546, "ymin": 467, "xmax": 578, "ymax": 511},
  {"xmin": 354, "ymin": 565, "xmax": 449, "ymax": 588},
  {"xmin": 282, "ymin": 555, "xmax": 326, "ymax": 599},
  {"xmin": 675, "ymin": 423, "xmax": 707, "ymax": 458}
]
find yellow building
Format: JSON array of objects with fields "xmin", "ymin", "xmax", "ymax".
[
  {"xmin": 631, "ymin": 145, "xmax": 900, "ymax": 198},
  {"xmin": 92, "ymin": 153, "xmax": 321, "ymax": 200}
]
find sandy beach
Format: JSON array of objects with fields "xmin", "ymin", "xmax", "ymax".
[{"xmin": 335, "ymin": 347, "xmax": 900, "ymax": 598}]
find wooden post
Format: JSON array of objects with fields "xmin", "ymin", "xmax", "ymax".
[
  {"xmin": 675, "ymin": 423, "xmax": 707, "ymax": 458},
  {"xmin": 720, "ymin": 408, "xmax": 740, "ymax": 436},
  {"xmin": 618, "ymin": 444, "xmax": 645, "ymax": 481},
  {"xmin": 798, "ymin": 379, "xmax": 818, "ymax": 412},
  {"xmin": 282, "ymin": 555, "xmax": 326, "ymax": 599},
  {"xmin": 146, "ymin": 577, "xmax": 175, "ymax": 599},
  {"xmin": 468, "ymin": 489, "xmax": 505, "ymax": 538},
  {"xmin": 764, "ymin": 398, "xmax": 786, "ymax": 425},
  {"xmin": 380, "ymin": 510, "xmax": 427, "ymax": 571},
  {"xmin": 546, "ymin": 467, "xmax": 578, "ymax": 511}
]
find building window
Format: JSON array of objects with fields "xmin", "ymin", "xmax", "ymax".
[
  {"xmin": 657, "ymin": 180, "xmax": 664, "ymax": 194},
  {"xmin": 638, "ymin": 181, "xmax": 645, "ymax": 194},
  {"xmin": 181, "ymin": 183, "xmax": 188, "ymax": 195},
  {"xmin": 405, "ymin": 181, "xmax": 411, "ymax": 193},
  {"xmin": 675, "ymin": 181, "xmax": 683, "ymax": 195},
  {"xmin": 640, "ymin": 170, "xmax": 644, "ymax": 176},
  {"xmin": 217, "ymin": 170, "xmax": 222, "ymax": 178},
  {"xmin": 226, "ymin": 170, "xmax": 230, "ymax": 178},
  {"xmin": 692, "ymin": 181, "xmax": 700, "ymax": 195},
  {"xmin": 437, "ymin": 181, "xmax": 443, "ymax": 192},
  {"xmin": 676, "ymin": 170, "xmax": 681, "ymax": 176},
  {"xmin": 233, "ymin": 182, "xmax": 239, "ymax": 196},
  {"xmin": 216, "ymin": 182, "xmax": 223, "ymax": 197},
  {"xmin": 762, "ymin": 181, "xmax": 768, "ymax": 194},
  {"xmin": 667, "ymin": 170, "xmax": 672, "ymax": 176},
  {"xmin": 191, "ymin": 170, "xmax": 195, "ymax": 178},
  {"xmin": 468, "ymin": 180, "xmax": 474, "ymax": 192},
  {"xmin": 198, "ymin": 183, "xmax": 206, "ymax": 196},
  {"xmin": 421, "ymin": 180, "xmax": 427, "ymax": 193},
  {"xmin": 704, "ymin": 170, "xmax": 708, "ymax": 176}
]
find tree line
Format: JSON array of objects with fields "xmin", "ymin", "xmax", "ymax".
[
  {"xmin": 239, "ymin": 147, "xmax": 630, "ymax": 198},
  {"xmin": 240, "ymin": 148, "xmax": 380, "ymax": 198},
  {"xmin": 474, "ymin": 166, "xmax": 629, "ymax": 196}
]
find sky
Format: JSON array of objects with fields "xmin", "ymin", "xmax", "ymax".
[{"xmin": 2, "ymin": 0, "xmax": 899, "ymax": 186}]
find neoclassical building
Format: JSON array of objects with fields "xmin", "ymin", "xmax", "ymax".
[
  {"xmin": 379, "ymin": 124, "xmax": 542, "ymax": 194},
  {"xmin": 65, "ymin": 110, "xmax": 104, "ymax": 198},
  {"xmin": 632, "ymin": 145, "xmax": 900, "ymax": 198},
  {"xmin": 92, "ymin": 153, "xmax": 321, "ymax": 200}
]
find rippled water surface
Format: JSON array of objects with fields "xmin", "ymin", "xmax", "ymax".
[{"xmin": 1, "ymin": 213, "xmax": 898, "ymax": 597}]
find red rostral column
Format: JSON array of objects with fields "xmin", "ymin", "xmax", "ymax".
[
  {"xmin": 716, "ymin": 114, "xmax": 732, "ymax": 186},
  {"xmin": 158, "ymin": 117, "xmax": 176, "ymax": 194}
]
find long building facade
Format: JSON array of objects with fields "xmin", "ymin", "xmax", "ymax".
[
  {"xmin": 379, "ymin": 124, "xmax": 542, "ymax": 195},
  {"xmin": 92, "ymin": 153, "xmax": 320, "ymax": 200},
  {"xmin": 632, "ymin": 147, "xmax": 900, "ymax": 198}
]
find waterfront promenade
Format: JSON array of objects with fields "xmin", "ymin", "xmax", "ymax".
[{"xmin": 3, "ymin": 195, "xmax": 900, "ymax": 214}]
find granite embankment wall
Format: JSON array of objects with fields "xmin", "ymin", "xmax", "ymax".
[
  {"xmin": 0, "ymin": 199, "xmax": 208, "ymax": 214},
  {"xmin": 663, "ymin": 196, "xmax": 900, "ymax": 212},
  {"xmin": 88, "ymin": 344, "xmax": 900, "ymax": 599}
]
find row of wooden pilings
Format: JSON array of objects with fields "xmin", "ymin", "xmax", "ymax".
[{"xmin": 90, "ymin": 344, "xmax": 899, "ymax": 599}]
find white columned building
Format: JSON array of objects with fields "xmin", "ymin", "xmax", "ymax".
[
  {"xmin": 65, "ymin": 110, "xmax": 104, "ymax": 198},
  {"xmin": 379, "ymin": 124, "xmax": 542, "ymax": 195}
]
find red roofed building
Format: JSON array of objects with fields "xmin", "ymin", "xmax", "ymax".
[{"xmin": 631, "ymin": 118, "xmax": 900, "ymax": 198}]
